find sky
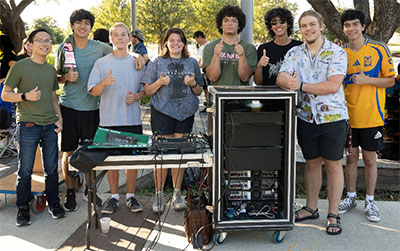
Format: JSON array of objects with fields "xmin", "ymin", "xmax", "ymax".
[{"xmin": 20, "ymin": 0, "xmax": 355, "ymax": 30}]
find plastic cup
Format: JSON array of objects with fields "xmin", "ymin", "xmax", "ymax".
[{"xmin": 100, "ymin": 217, "xmax": 111, "ymax": 233}]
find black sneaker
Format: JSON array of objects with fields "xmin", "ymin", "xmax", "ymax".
[
  {"xmin": 48, "ymin": 202, "xmax": 66, "ymax": 219},
  {"xmin": 16, "ymin": 207, "xmax": 31, "ymax": 226},
  {"xmin": 126, "ymin": 196, "xmax": 143, "ymax": 213},
  {"xmin": 83, "ymin": 187, "xmax": 102, "ymax": 207},
  {"xmin": 63, "ymin": 191, "xmax": 77, "ymax": 212},
  {"xmin": 101, "ymin": 198, "xmax": 119, "ymax": 214}
]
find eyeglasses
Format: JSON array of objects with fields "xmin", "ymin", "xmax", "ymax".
[
  {"xmin": 34, "ymin": 39, "xmax": 52, "ymax": 45},
  {"xmin": 271, "ymin": 20, "xmax": 286, "ymax": 26}
]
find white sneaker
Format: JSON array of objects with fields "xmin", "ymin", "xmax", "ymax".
[
  {"xmin": 152, "ymin": 193, "xmax": 165, "ymax": 213},
  {"xmin": 364, "ymin": 200, "xmax": 380, "ymax": 222},
  {"xmin": 172, "ymin": 190, "xmax": 186, "ymax": 211},
  {"xmin": 338, "ymin": 195, "xmax": 357, "ymax": 214}
]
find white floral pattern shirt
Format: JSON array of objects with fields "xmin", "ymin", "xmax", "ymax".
[{"xmin": 280, "ymin": 38, "xmax": 348, "ymax": 124}]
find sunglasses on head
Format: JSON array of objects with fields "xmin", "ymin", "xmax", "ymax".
[{"xmin": 271, "ymin": 20, "xmax": 286, "ymax": 26}]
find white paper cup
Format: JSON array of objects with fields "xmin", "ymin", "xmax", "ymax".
[{"xmin": 100, "ymin": 217, "xmax": 111, "ymax": 233}]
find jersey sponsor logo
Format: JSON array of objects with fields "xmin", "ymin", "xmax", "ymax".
[
  {"xmin": 364, "ymin": 56, "xmax": 372, "ymax": 67},
  {"xmin": 353, "ymin": 60, "xmax": 361, "ymax": 66}
]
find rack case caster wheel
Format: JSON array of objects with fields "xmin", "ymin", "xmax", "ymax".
[
  {"xmin": 31, "ymin": 195, "xmax": 46, "ymax": 214},
  {"xmin": 273, "ymin": 231, "xmax": 286, "ymax": 244},
  {"xmin": 216, "ymin": 232, "xmax": 227, "ymax": 245}
]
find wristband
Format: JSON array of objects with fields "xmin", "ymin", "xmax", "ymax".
[
  {"xmin": 21, "ymin": 92, "xmax": 27, "ymax": 101},
  {"xmin": 191, "ymin": 83, "xmax": 198, "ymax": 88},
  {"xmin": 299, "ymin": 81, "xmax": 304, "ymax": 92}
]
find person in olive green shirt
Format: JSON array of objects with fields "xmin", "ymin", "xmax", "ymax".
[
  {"xmin": 203, "ymin": 5, "xmax": 257, "ymax": 86},
  {"xmin": 2, "ymin": 28, "xmax": 65, "ymax": 226}
]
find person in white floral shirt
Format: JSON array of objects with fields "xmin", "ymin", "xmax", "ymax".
[{"xmin": 277, "ymin": 10, "xmax": 348, "ymax": 236}]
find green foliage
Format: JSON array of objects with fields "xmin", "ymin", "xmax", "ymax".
[
  {"xmin": 30, "ymin": 16, "xmax": 65, "ymax": 44},
  {"xmin": 187, "ymin": 0, "xmax": 238, "ymax": 41},
  {"xmin": 90, "ymin": 0, "xmax": 132, "ymax": 33},
  {"xmin": 253, "ymin": 0, "xmax": 298, "ymax": 43},
  {"xmin": 137, "ymin": 0, "xmax": 195, "ymax": 51}
]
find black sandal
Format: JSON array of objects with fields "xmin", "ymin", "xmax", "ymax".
[
  {"xmin": 326, "ymin": 213, "xmax": 342, "ymax": 235},
  {"xmin": 294, "ymin": 206, "xmax": 319, "ymax": 222}
]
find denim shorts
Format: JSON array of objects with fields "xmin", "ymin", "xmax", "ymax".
[{"xmin": 150, "ymin": 106, "xmax": 194, "ymax": 135}]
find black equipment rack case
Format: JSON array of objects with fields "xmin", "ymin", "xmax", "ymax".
[{"xmin": 208, "ymin": 86, "xmax": 297, "ymax": 244}]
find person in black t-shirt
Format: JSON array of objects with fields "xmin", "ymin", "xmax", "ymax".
[
  {"xmin": 255, "ymin": 8, "xmax": 302, "ymax": 86},
  {"xmin": 0, "ymin": 35, "xmax": 16, "ymax": 82}
]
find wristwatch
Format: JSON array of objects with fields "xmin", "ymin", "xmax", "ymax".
[{"xmin": 21, "ymin": 92, "xmax": 27, "ymax": 101}]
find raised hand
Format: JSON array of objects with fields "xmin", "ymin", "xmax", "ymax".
[
  {"xmin": 65, "ymin": 67, "xmax": 78, "ymax": 82},
  {"xmin": 352, "ymin": 67, "xmax": 368, "ymax": 85},
  {"xmin": 257, "ymin": 49, "xmax": 270, "ymax": 67},
  {"xmin": 158, "ymin": 73, "xmax": 170, "ymax": 86},
  {"xmin": 214, "ymin": 39, "xmax": 224, "ymax": 56},
  {"xmin": 103, "ymin": 69, "xmax": 115, "ymax": 86},
  {"xmin": 125, "ymin": 90, "xmax": 136, "ymax": 104},
  {"xmin": 26, "ymin": 86, "xmax": 41, "ymax": 101},
  {"xmin": 288, "ymin": 71, "xmax": 300, "ymax": 90},
  {"xmin": 234, "ymin": 42, "xmax": 244, "ymax": 57},
  {"xmin": 135, "ymin": 55, "xmax": 145, "ymax": 70},
  {"xmin": 184, "ymin": 73, "xmax": 196, "ymax": 87}
]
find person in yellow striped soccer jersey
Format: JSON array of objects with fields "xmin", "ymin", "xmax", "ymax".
[{"xmin": 339, "ymin": 9, "xmax": 395, "ymax": 223}]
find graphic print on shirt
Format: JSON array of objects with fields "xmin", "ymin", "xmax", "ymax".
[
  {"xmin": 220, "ymin": 52, "xmax": 239, "ymax": 65},
  {"xmin": 268, "ymin": 59, "xmax": 284, "ymax": 78},
  {"xmin": 167, "ymin": 60, "xmax": 186, "ymax": 100}
]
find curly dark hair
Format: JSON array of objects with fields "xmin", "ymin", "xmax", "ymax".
[
  {"xmin": 216, "ymin": 5, "xmax": 246, "ymax": 34},
  {"xmin": 264, "ymin": 8, "xmax": 295, "ymax": 39},
  {"xmin": 70, "ymin": 9, "xmax": 95, "ymax": 28},
  {"xmin": 341, "ymin": 9, "xmax": 367, "ymax": 34}
]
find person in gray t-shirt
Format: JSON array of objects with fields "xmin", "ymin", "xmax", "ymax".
[
  {"xmin": 142, "ymin": 28, "xmax": 203, "ymax": 214},
  {"xmin": 88, "ymin": 23, "xmax": 145, "ymax": 214}
]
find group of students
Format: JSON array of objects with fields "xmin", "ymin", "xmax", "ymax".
[{"xmin": 0, "ymin": 4, "xmax": 395, "ymax": 238}]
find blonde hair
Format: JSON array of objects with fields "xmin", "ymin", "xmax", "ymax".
[
  {"xmin": 299, "ymin": 10, "xmax": 323, "ymax": 26},
  {"xmin": 109, "ymin": 22, "xmax": 130, "ymax": 36}
]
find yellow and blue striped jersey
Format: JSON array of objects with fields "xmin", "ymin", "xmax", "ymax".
[{"xmin": 343, "ymin": 38, "xmax": 395, "ymax": 128}]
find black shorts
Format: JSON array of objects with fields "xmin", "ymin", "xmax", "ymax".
[
  {"xmin": 150, "ymin": 106, "xmax": 194, "ymax": 135},
  {"xmin": 61, "ymin": 106, "xmax": 99, "ymax": 152},
  {"xmin": 348, "ymin": 127, "xmax": 384, "ymax": 151},
  {"xmin": 297, "ymin": 118, "xmax": 348, "ymax": 161}
]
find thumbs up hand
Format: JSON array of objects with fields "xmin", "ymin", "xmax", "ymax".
[
  {"xmin": 158, "ymin": 72, "xmax": 170, "ymax": 86},
  {"xmin": 214, "ymin": 39, "xmax": 224, "ymax": 56},
  {"xmin": 353, "ymin": 67, "xmax": 369, "ymax": 85},
  {"xmin": 257, "ymin": 49, "xmax": 270, "ymax": 68},
  {"xmin": 103, "ymin": 69, "xmax": 115, "ymax": 86},
  {"xmin": 125, "ymin": 90, "xmax": 136, "ymax": 104},
  {"xmin": 234, "ymin": 41, "xmax": 244, "ymax": 57},
  {"xmin": 288, "ymin": 71, "xmax": 300, "ymax": 91},
  {"xmin": 65, "ymin": 67, "xmax": 78, "ymax": 82},
  {"xmin": 184, "ymin": 73, "xmax": 196, "ymax": 87},
  {"xmin": 26, "ymin": 86, "xmax": 41, "ymax": 101}
]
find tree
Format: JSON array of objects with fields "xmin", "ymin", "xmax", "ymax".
[
  {"xmin": 136, "ymin": 0, "xmax": 194, "ymax": 52},
  {"xmin": 0, "ymin": 0, "xmax": 35, "ymax": 53},
  {"xmin": 30, "ymin": 16, "xmax": 65, "ymax": 44},
  {"xmin": 90, "ymin": 0, "xmax": 131, "ymax": 32},
  {"xmin": 307, "ymin": 0, "xmax": 400, "ymax": 43},
  {"xmin": 188, "ymin": 0, "xmax": 237, "ymax": 41}
]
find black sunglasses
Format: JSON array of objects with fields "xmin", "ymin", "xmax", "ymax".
[{"xmin": 271, "ymin": 20, "xmax": 286, "ymax": 26}]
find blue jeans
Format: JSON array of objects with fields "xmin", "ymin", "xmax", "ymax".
[{"xmin": 16, "ymin": 122, "xmax": 60, "ymax": 208}]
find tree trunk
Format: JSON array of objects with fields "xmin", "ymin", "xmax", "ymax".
[
  {"xmin": 306, "ymin": 0, "xmax": 347, "ymax": 42},
  {"xmin": 307, "ymin": 0, "xmax": 400, "ymax": 44},
  {"xmin": 0, "ymin": 0, "xmax": 34, "ymax": 53}
]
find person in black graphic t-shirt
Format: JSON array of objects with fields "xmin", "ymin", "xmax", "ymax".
[{"xmin": 255, "ymin": 8, "xmax": 302, "ymax": 86}]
